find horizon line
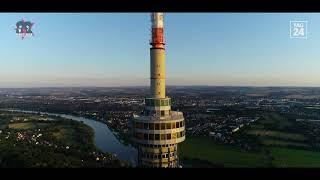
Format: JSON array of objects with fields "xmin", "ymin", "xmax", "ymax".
[{"xmin": 1, "ymin": 85, "xmax": 320, "ymax": 89}]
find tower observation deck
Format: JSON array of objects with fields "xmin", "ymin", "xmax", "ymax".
[{"xmin": 131, "ymin": 13, "xmax": 186, "ymax": 168}]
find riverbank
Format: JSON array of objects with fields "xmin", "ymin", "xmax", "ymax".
[
  {"xmin": 0, "ymin": 109, "xmax": 138, "ymax": 166},
  {"xmin": 2, "ymin": 108, "xmax": 133, "ymax": 145},
  {"xmin": 0, "ymin": 110, "xmax": 129, "ymax": 168},
  {"xmin": 78, "ymin": 113, "xmax": 133, "ymax": 146}
]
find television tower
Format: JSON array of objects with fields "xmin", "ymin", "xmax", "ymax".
[{"xmin": 131, "ymin": 13, "xmax": 186, "ymax": 168}]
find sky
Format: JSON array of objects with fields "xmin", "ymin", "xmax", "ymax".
[{"xmin": 0, "ymin": 13, "xmax": 319, "ymax": 88}]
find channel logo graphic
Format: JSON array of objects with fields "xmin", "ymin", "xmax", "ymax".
[
  {"xmin": 290, "ymin": 20, "xmax": 307, "ymax": 39},
  {"xmin": 15, "ymin": 19, "xmax": 35, "ymax": 40}
]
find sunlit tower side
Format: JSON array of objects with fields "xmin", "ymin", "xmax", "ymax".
[{"xmin": 131, "ymin": 13, "xmax": 186, "ymax": 168}]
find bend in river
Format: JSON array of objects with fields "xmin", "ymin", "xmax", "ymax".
[{"xmin": 1, "ymin": 109, "xmax": 138, "ymax": 166}]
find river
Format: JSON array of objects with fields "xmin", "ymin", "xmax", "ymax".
[{"xmin": 1, "ymin": 109, "xmax": 138, "ymax": 166}]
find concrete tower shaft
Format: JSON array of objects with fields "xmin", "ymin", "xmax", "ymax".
[
  {"xmin": 150, "ymin": 48, "xmax": 166, "ymax": 99},
  {"xmin": 150, "ymin": 12, "xmax": 166, "ymax": 99}
]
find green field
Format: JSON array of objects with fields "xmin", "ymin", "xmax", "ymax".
[
  {"xmin": 180, "ymin": 137, "xmax": 320, "ymax": 168},
  {"xmin": 270, "ymin": 147, "xmax": 320, "ymax": 167},
  {"xmin": 8, "ymin": 122, "xmax": 49, "ymax": 130},
  {"xmin": 250, "ymin": 124, "xmax": 264, "ymax": 129},
  {"xmin": 259, "ymin": 113, "xmax": 292, "ymax": 130},
  {"xmin": 286, "ymin": 95, "xmax": 320, "ymax": 99},
  {"xmin": 9, "ymin": 122, "xmax": 36, "ymax": 130},
  {"xmin": 52, "ymin": 126, "xmax": 77, "ymax": 145},
  {"xmin": 243, "ymin": 113, "xmax": 311, "ymax": 148},
  {"xmin": 180, "ymin": 111, "xmax": 320, "ymax": 167},
  {"xmin": 261, "ymin": 139, "xmax": 309, "ymax": 147},
  {"xmin": 246, "ymin": 93, "xmax": 269, "ymax": 97},
  {"xmin": 246, "ymin": 130, "xmax": 306, "ymax": 141},
  {"xmin": 180, "ymin": 137, "xmax": 269, "ymax": 167},
  {"xmin": 306, "ymin": 107, "xmax": 320, "ymax": 110}
]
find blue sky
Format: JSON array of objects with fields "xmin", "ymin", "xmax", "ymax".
[{"xmin": 0, "ymin": 13, "xmax": 319, "ymax": 87}]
